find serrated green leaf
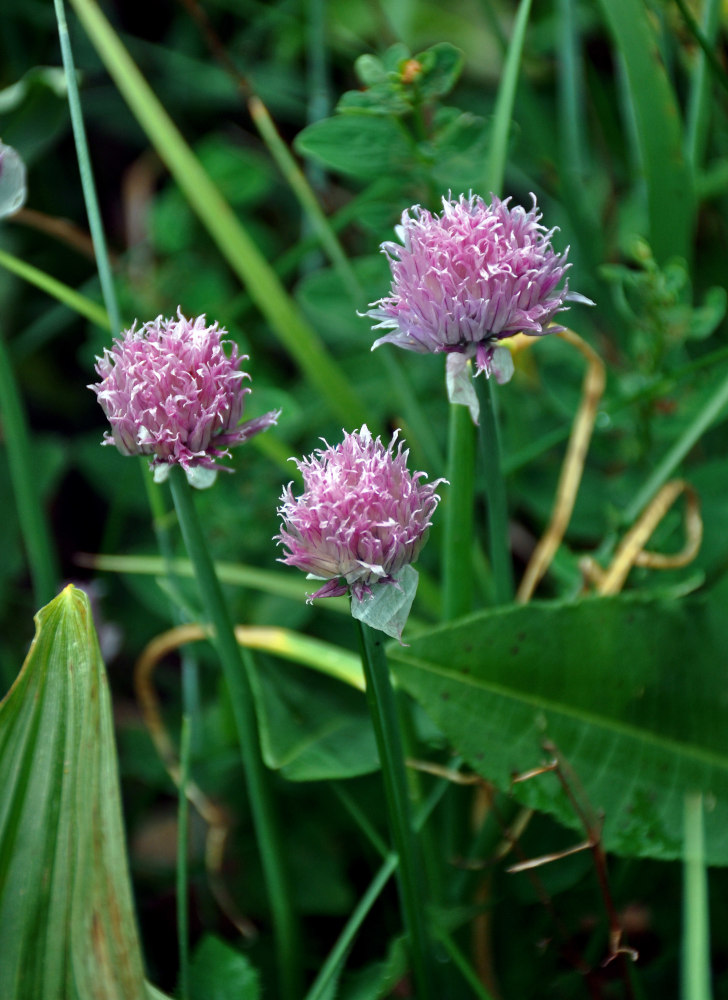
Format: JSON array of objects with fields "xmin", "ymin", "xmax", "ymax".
[
  {"xmin": 0, "ymin": 585, "xmax": 152, "ymax": 999},
  {"xmin": 388, "ymin": 582, "xmax": 728, "ymax": 865}
]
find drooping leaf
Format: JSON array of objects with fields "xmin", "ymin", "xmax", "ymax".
[
  {"xmin": 250, "ymin": 655, "xmax": 378, "ymax": 782},
  {"xmin": 388, "ymin": 580, "xmax": 728, "ymax": 864},
  {"xmin": 0, "ymin": 585, "xmax": 167, "ymax": 999}
]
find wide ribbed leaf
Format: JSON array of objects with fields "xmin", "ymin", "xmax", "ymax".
[
  {"xmin": 0, "ymin": 585, "xmax": 161, "ymax": 999},
  {"xmin": 389, "ymin": 580, "xmax": 728, "ymax": 864}
]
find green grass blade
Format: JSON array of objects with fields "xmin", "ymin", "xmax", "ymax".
[
  {"xmin": 0, "ymin": 248, "xmax": 110, "ymax": 329},
  {"xmin": 483, "ymin": 0, "xmax": 534, "ymax": 196},
  {"xmin": 621, "ymin": 367, "xmax": 728, "ymax": 525},
  {"xmin": 685, "ymin": 0, "xmax": 722, "ymax": 174},
  {"xmin": 53, "ymin": 0, "xmax": 122, "ymax": 337},
  {"xmin": 597, "ymin": 0, "xmax": 694, "ymax": 263},
  {"xmin": 0, "ymin": 328, "xmax": 60, "ymax": 606},
  {"xmin": 67, "ymin": 0, "xmax": 366, "ymax": 427}
]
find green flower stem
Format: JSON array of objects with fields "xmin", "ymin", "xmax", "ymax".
[
  {"xmin": 53, "ymin": 0, "xmax": 122, "ymax": 337},
  {"xmin": 0, "ymin": 329, "xmax": 60, "ymax": 607},
  {"xmin": 354, "ymin": 618, "xmax": 435, "ymax": 1000},
  {"xmin": 442, "ymin": 402, "xmax": 476, "ymax": 620},
  {"xmin": 176, "ymin": 714, "xmax": 191, "ymax": 1000},
  {"xmin": 682, "ymin": 792, "xmax": 713, "ymax": 1000},
  {"xmin": 167, "ymin": 466, "xmax": 299, "ymax": 1000},
  {"xmin": 475, "ymin": 376, "xmax": 514, "ymax": 605}
]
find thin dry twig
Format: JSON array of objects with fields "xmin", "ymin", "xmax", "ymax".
[
  {"xmin": 583, "ymin": 479, "xmax": 702, "ymax": 595},
  {"xmin": 135, "ymin": 623, "xmax": 257, "ymax": 939},
  {"xmin": 517, "ymin": 328, "xmax": 606, "ymax": 602}
]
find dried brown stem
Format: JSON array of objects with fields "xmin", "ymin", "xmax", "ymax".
[{"xmin": 517, "ymin": 328, "xmax": 606, "ymax": 603}]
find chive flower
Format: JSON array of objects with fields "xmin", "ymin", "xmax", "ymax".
[
  {"xmin": 366, "ymin": 192, "xmax": 592, "ymax": 381},
  {"xmin": 90, "ymin": 309, "xmax": 279, "ymax": 486},
  {"xmin": 276, "ymin": 426, "xmax": 445, "ymax": 603}
]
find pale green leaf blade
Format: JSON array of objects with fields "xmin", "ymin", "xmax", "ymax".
[{"xmin": 0, "ymin": 585, "xmax": 150, "ymax": 999}]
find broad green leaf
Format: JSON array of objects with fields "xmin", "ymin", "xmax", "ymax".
[
  {"xmin": 597, "ymin": 0, "xmax": 694, "ymax": 264},
  {"xmin": 294, "ymin": 115, "xmax": 414, "ymax": 180},
  {"xmin": 388, "ymin": 582, "xmax": 728, "ymax": 864},
  {"xmin": 189, "ymin": 935, "xmax": 261, "ymax": 1000},
  {"xmin": 0, "ymin": 585, "xmax": 161, "ymax": 999}
]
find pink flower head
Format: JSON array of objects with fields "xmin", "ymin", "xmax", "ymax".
[
  {"xmin": 90, "ymin": 309, "xmax": 279, "ymax": 484},
  {"xmin": 276, "ymin": 426, "xmax": 445, "ymax": 602},
  {"xmin": 366, "ymin": 192, "xmax": 593, "ymax": 379}
]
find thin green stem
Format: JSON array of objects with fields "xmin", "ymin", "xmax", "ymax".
[
  {"xmin": 682, "ymin": 792, "xmax": 713, "ymax": 1000},
  {"xmin": 354, "ymin": 618, "xmax": 435, "ymax": 1000},
  {"xmin": 304, "ymin": 781, "xmax": 448, "ymax": 1000},
  {"xmin": 435, "ymin": 930, "xmax": 498, "ymax": 1000},
  {"xmin": 167, "ymin": 466, "xmax": 299, "ymax": 1000},
  {"xmin": 442, "ymin": 402, "xmax": 476, "ymax": 620},
  {"xmin": 53, "ymin": 0, "xmax": 122, "ymax": 337},
  {"xmin": 176, "ymin": 714, "xmax": 191, "ymax": 1000},
  {"xmin": 475, "ymin": 377, "xmax": 514, "ymax": 604},
  {"xmin": 685, "ymin": 0, "xmax": 722, "ymax": 174},
  {"xmin": 483, "ymin": 0, "xmax": 534, "ymax": 195},
  {"xmin": 621, "ymin": 367, "xmax": 728, "ymax": 525},
  {"xmin": 0, "ymin": 248, "xmax": 110, "ymax": 330},
  {"xmin": 0, "ymin": 330, "xmax": 60, "ymax": 607}
]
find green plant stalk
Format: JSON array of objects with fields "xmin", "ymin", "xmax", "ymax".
[
  {"xmin": 53, "ymin": 0, "xmax": 122, "ymax": 337},
  {"xmin": 475, "ymin": 376, "xmax": 514, "ymax": 604},
  {"xmin": 0, "ymin": 248, "xmax": 110, "ymax": 330},
  {"xmin": 682, "ymin": 792, "xmax": 713, "ymax": 1000},
  {"xmin": 68, "ymin": 0, "xmax": 365, "ymax": 428},
  {"xmin": 167, "ymin": 466, "xmax": 299, "ymax": 1000},
  {"xmin": 248, "ymin": 101, "xmax": 443, "ymax": 474},
  {"xmin": 354, "ymin": 618, "xmax": 435, "ymax": 1000},
  {"xmin": 176, "ymin": 714, "xmax": 191, "ymax": 1000},
  {"xmin": 442, "ymin": 402, "xmax": 476, "ymax": 620},
  {"xmin": 435, "ymin": 930, "xmax": 498, "ymax": 1000},
  {"xmin": 249, "ymin": 95, "xmax": 359, "ymax": 302},
  {"xmin": 304, "ymin": 781, "xmax": 448, "ymax": 1000},
  {"xmin": 621, "ymin": 367, "xmax": 728, "ymax": 525},
  {"xmin": 483, "ymin": 0, "xmax": 534, "ymax": 195},
  {"xmin": 0, "ymin": 329, "xmax": 60, "ymax": 607},
  {"xmin": 685, "ymin": 0, "xmax": 722, "ymax": 173}
]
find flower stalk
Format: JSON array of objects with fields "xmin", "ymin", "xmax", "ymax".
[
  {"xmin": 354, "ymin": 616, "xmax": 436, "ymax": 1000},
  {"xmin": 475, "ymin": 375, "xmax": 514, "ymax": 604},
  {"xmin": 168, "ymin": 466, "xmax": 300, "ymax": 1000}
]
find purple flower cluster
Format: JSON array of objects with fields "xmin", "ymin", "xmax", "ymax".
[
  {"xmin": 366, "ymin": 192, "xmax": 591, "ymax": 379},
  {"xmin": 276, "ymin": 427, "xmax": 445, "ymax": 602},
  {"xmin": 90, "ymin": 310, "xmax": 278, "ymax": 482}
]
